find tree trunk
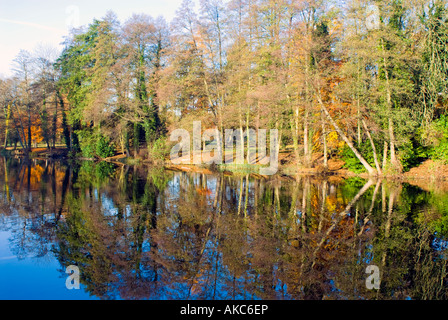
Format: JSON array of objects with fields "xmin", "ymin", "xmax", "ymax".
[
  {"xmin": 244, "ymin": 174, "xmax": 249, "ymax": 217},
  {"xmin": 389, "ymin": 118, "xmax": 399, "ymax": 170},
  {"xmin": 69, "ymin": 126, "xmax": 73, "ymax": 152},
  {"xmin": 318, "ymin": 95, "xmax": 376, "ymax": 175},
  {"xmin": 27, "ymin": 106, "xmax": 32, "ymax": 152},
  {"xmin": 381, "ymin": 38, "xmax": 400, "ymax": 172},
  {"xmin": 239, "ymin": 107, "xmax": 245, "ymax": 164},
  {"xmin": 134, "ymin": 122, "xmax": 139, "ymax": 157},
  {"xmin": 3, "ymin": 104, "xmax": 11, "ymax": 149},
  {"xmin": 291, "ymin": 105, "xmax": 300, "ymax": 166},
  {"xmin": 53, "ymin": 94, "xmax": 58, "ymax": 149},
  {"xmin": 123, "ymin": 124, "xmax": 131, "ymax": 157},
  {"xmin": 246, "ymin": 110, "xmax": 251, "ymax": 164},
  {"xmin": 382, "ymin": 141, "xmax": 388, "ymax": 172},
  {"xmin": 322, "ymin": 114, "xmax": 328, "ymax": 171},
  {"xmin": 362, "ymin": 119, "xmax": 382, "ymax": 175},
  {"xmin": 13, "ymin": 104, "xmax": 28, "ymax": 150},
  {"xmin": 16, "ymin": 128, "xmax": 25, "ymax": 151},
  {"xmin": 303, "ymin": 108, "xmax": 311, "ymax": 167}
]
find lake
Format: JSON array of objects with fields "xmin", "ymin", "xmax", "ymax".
[{"xmin": 0, "ymin": 157, "xmax": 447, "ymax": 300}]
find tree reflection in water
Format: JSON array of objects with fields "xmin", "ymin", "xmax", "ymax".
[{"xmin": 0, "ymin": 157, "xmax": 447, "ymax": 300}]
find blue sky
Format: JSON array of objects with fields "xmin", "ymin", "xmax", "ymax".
[{"xmin": 0, "ymin": 0, "xmax": 188, "ymax": 77}]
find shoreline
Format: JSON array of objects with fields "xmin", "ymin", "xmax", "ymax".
[{"xmin": 3, "ymin": 147, "xmax": 448, "ymax": 187}]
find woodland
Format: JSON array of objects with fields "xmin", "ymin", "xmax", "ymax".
[{"xmin": 1, "ymin": 0, "xmax": 448, "ymax": 177}]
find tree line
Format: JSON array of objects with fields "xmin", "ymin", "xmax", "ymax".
[{"xmin": 0, "ymin": 0, "xmax": 447, "ymax": 175}]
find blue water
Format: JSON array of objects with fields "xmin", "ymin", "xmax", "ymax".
[{"xmin": 0, "ymin": 230, "xmax": 96, "ymax": 300}]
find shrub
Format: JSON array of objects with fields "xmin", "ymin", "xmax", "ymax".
[
  {"xmin": 420, "ymin": 115, "xmax": 448, "ymax": 164},
  {"xmin": 341, "ymin": 136, "xmax": 430, "ymax": 173},
  {"xmin": 148, "ymin": 137, "xmax": 170, "ymax": 163},
  {"xmin": 340, "ymin": 140, "xmax": 380, "ymax": 173},
  {"xmin": 76, "ymin": 129, "xmax": 95, "ymax": 158},
  {"xmin": 398, "ymin": 137, "xmax": 430, "ymax": 172},
  {"xmin": 96, "ymin": 136, "xmax": 115, "ymax": 158},
  {"xmin": 76, "ymin": 129, "xmax": 115, "ymax": 159}
]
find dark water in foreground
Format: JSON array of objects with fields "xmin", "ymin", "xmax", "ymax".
[{"xmin": 0, "ymin": 157, "xmax": 447, "ymax": 300}]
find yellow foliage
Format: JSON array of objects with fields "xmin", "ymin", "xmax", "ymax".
[{"xmin": 327, "ymin": 131, "xmax": 344, "ymax": 150}]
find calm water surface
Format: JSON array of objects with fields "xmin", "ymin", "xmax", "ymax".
[{"xmin": 0, "ymin": 157, "xmax": 447, "ymax": 300}]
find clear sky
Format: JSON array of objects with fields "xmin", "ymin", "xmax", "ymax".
[{"xmin": 0, "ymin": 0, "xmax": 188, "ymax": 77}]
